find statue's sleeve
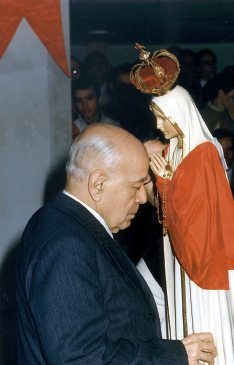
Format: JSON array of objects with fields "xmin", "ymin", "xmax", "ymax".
[{"xmin": 163, "ymin": 142, "xmax": 234, "ymax": 289}]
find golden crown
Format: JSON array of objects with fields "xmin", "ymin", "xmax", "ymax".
[{"xmin": 130, "ymin": 43, "xmax": 180, "ymax": 96}]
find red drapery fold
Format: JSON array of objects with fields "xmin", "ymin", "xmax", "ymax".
[{"xmin": 0, "ymin": 0, "xmax": 69, "ymax": 76}]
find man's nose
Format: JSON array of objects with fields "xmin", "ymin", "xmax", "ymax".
[
  {"xmin": 136, "ymin": 184, "xmax": 147, "ymax": 204},
  {"xmin": 79, "ymin": 99, "xmax": 88, "ymax": 110}
]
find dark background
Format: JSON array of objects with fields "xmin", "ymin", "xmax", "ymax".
[{"xmin": 70, "ymin": 0, "xmax": 234, "ymax": 46}]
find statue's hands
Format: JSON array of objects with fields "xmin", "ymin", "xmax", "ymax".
[{"xmin": 150, "ymin": 153, "xmax": 173, "ymax": 179}]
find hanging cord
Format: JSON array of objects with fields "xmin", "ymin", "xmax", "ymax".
[
  {"xmin": 164, "ymin": 278, "xmax": 172, "ymax": 339},
  {"xmin": 180, "ymin": 266, "xmax": 188, "ymax": 337},
  {"xmin": 154, "ymin": 194, "xmax": 171, "ymax": 339}
]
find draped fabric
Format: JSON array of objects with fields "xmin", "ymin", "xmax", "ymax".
[
  {"xmin": 0, "ymin": 0, "xmax": 69, "ymax": 75},
  {"xmin": 156, "ymin": 142, "xmax": 234, "ymax": 289}
]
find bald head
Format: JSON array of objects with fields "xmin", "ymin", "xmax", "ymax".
[
  {"xmin": 65, "ymin": 123, "xmax": 149, "ymax": 233},
  {"xmin": 66, "ymin": 123, "xmax": 148, "ymax": 181}
]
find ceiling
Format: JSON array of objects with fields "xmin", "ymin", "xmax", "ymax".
[{"xmin": 70, "ymin": 0, "xmax": 234, "ymax": 46}]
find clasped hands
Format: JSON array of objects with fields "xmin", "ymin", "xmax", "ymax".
[
  {"xmin": 149, "ymin": 153, "xmax": 173, "ymax": 179},
  {"xmin": 182, "ymin": 332, "xmax": 217, "ymax": 365}
]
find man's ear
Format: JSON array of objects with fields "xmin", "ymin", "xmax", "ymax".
[
  {"xmin": 88, "ymin": 170, "xmax": 105, "ymax": 202},
  {"xmin": 218, "ymin": 89, "xmax": 226, "ymax": 104}
]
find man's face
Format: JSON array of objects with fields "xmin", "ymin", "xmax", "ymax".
[
  {"xmin": 87, "ymin": 56, "xmax": 110, "ymax": 84},
  {"xmin": 99, "ymin": 155, "xmax": 149, "ymax": 233},
  {"xmin": 74, "ymin": 87, "xmax": 99, "ymax": 122},
  {"xmin": 219, "ymin": 137, "xmax": 233, "ymax": 169},
  {"xmin": 198, "ymin": 54, "xmax": 216, "ymax": 81},
  {"xmin": 225, "ymin": 89, "xmax": 234, "ymax": 114},
  {"xmin": 118, "ymin": 72, "xmax": 131, "ymax": 84}
]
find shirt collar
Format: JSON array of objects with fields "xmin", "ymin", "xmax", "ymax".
[{"xmin": 63, "ymin": 190, "xmax": 113, "ymax": 238}]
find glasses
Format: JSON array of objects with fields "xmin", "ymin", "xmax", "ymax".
[{"xmin": 143, "ymin": 177, "xmax": 152, "ymax": 186}]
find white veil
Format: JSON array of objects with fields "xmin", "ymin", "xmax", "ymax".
[{"xmin": 151, "ymin": 85, "xmax": 227, "ymax": 170}]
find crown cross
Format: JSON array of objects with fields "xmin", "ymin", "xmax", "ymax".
[{"xmin": 135, "ymin": 43, "xmax": 151, "ymax": 65}]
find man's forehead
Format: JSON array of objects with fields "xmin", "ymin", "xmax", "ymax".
[
  {"xmin": 227, "ymin": 89, "xmax": 234, "ymax": 97},
  {"xmin": 75, "ymin": 87, "xmax": 96, "ymax": 98},
  {"xmin": 134, "ymin": 173, "xmax": 148, "ymax": 182},
  {"xmin": 119, "ymin": 174, "xmax": 147, "ymax": 186},
  {"xmin": 220, "ymin": 137, "xmax": 233, "ymax": 147},
  {"xmin": 126, "ymin": 164, "xmax": 149, "ymax": 183}
]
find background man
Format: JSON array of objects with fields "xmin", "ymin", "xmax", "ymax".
[
  {"xmin": 201, "ymin": 71, "xmax": 234, "ymax": 132},
  {"xmin": 72, "ymin": 75, "xmax": 119, "ymax": 138},
  {"xmin": 17, "ymin": 124, "xmax": 216, "ymax": 364}
]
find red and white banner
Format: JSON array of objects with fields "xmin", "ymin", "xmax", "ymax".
[{"xmin": 0, "ymin": 0, "xmax": 69, "ymax": 75}]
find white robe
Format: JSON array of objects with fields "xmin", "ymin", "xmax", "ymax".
[{"xmin": 138, "ymin": 236, "xmax": 234, "ymax": 365}]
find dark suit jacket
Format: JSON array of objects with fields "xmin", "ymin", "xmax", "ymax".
[{"xmin": 16, "ymin": 192, "xmax": 187, "ymax": 364}]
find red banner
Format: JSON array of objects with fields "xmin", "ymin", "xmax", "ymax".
[{"xmin": 0, "ymin": 0, "xmax": 69, "ymax": 76}]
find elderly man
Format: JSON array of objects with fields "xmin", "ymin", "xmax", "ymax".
[{"xmin": 16, "ymin": 124, "xmax": 216, "ymax": 364}]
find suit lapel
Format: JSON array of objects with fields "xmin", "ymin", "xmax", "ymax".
[
  {"xmin": 102, "ymin": 238, "xmax": 158, "ymax": 306},
  {"xmin": 52, "ymin": 192, "xmax": 158, "ymax": 310}
]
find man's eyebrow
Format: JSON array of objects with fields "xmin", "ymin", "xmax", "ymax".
[
  {"xmin": 75, "ymin": 94, "xmax": 94, "ymax": 98},
  {"xmin": 134, "ymin": 176, "xmax": 149, "ymax": 184},
  {"xmin": 143, "ymin": 176, "xmax": 152, "ymax": 185}
]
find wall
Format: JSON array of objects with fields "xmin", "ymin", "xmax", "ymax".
[{"xmin": 0, "ymin": 1, "xmax": 71, "ymax": 362}]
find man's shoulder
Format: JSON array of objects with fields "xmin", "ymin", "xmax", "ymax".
[
  {"xmin": 100, "ymin": 112, "xmax": 120, "ymax": 126},
  {"xmin": 22, "ymin": 194, "xmax": 80, "ymax": 238},
  {"xmin": 73, "ymin": 116, "xmax": 88, "ymax": 131},
  {"xmin": 20, "ymin": 194, "xmax": 98, "ymax": 263},
  {"xmin": 200, "ymin": 104, "xmax": 221, "ymax": 131},
  {"xmin": 22, "ymin": 193, "xmax": 111, "ymax": 250}
]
